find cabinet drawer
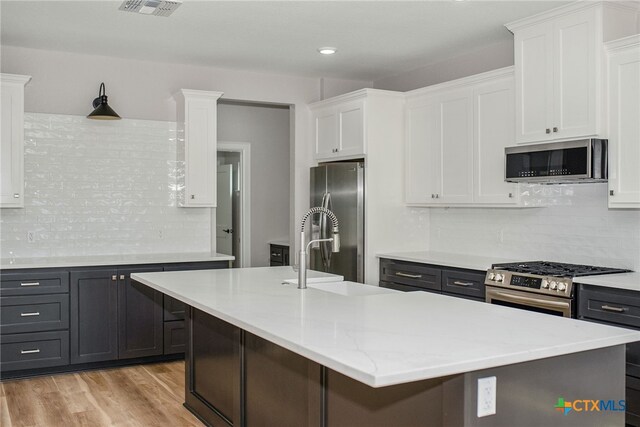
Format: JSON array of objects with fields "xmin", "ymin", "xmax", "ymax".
[
  {"xmin": 578, "ymin": 285, "xmax": 640, "ymax": 328},
  {"xmin": 164, "ymin": 320, "xmax": 185, "ymax": 355},
  {"xmin": 441, "ymin": 269, "xmax": 485, "ymax": 299},
  {"xmin": 164, "ymin": 295, "xmax": 186, "ymax": 321},
  {"xmin": 380, "ymin": 281, "xmax": 434, "ymax": 294},
  {"xmin": 1, "ymin": 270, "xmax": 69, "ymax": 296},
  {"xmin": 1, "ymin": 331, "xmax": 69, "ymax": 372},
  {"xmin": 379, "ymin": 259, "xmax": 441, "ymax": 292},
  {"xmin": 1, "ymin": 294, "xmax": 69, "ymax": 334}
]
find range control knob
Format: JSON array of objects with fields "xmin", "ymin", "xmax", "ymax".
[
  {"xmin": 488, "ymin": 272, "xmax": 496, "ymax": 281},
  {"xmin": 558, "ymin": 283, "xmax": 567, "ymax": 292},
  {"xmin": 550, "ymin": 281, "xmax": 558, "ymax": 290},
  {"xmin": 495, "ymin": 274, "xmax": 504, "ymax": 283},
  {"xmin": 541, "ymin": 279, "xmax": 549, "ymax": 289}
]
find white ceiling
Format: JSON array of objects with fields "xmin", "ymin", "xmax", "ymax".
[{"xmin": 1, "ymin": 1, "xmax": 570, "ymax": 82}]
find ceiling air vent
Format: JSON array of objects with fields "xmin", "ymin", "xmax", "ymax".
[{"xmin": 119, "ymin": 0, "xmax": 182, "ymax": 17}]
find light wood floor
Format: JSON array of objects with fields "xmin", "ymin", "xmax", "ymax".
[{"xmin": 0, "ymin": 361, "xmax": 202, "ymax": 427}]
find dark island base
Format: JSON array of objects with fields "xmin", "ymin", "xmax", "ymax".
[{"xmin": 184, "ymin": 307, "xmax": 625, "ymax": 427}]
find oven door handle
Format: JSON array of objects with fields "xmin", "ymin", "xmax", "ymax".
[{"xmin": 490, "ymin": 290, "xmax": 570, "ymax": 310}]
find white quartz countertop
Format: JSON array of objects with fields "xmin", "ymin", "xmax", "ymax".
[
  {"xmin": 0, "ymin": 252, "xmax": 234, "ymax": 270},
  {"xmin": 576, "ymin": 272, "xmax": 640, "ymax": 292},
  {"xmin": 376, "ymin": 251, "xmax": 518, "ymax": 271},
  {"xmin": 132, "ymin": 266, "xmax": 640, "ymax": 388}
]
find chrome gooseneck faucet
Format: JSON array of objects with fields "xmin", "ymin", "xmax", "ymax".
[{"xmin": 298, "ymin": 207, "xmax": 340, "ymax": 289}]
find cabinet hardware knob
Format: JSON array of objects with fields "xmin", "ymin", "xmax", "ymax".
[
  {"xmin": 435, "ymin": 194, "xmax": 439, "ymax": 199},
  {"xmin": 21, "ymin": 349, "xmax": 40, "ymax": 355},
  {"xmin": 553, "ymin": 127, "xmax": 558, "ymax": 133},
  {"xmin": 13, "ymin": 193, "xmax": 20, "ymax": 198},
  {"xmin": 453, "ymin": 281, "xmax": 474, "ymax": 287},
  {"xmin": 546, "ymin": 128, "xmax": 551, "ymax": 134},
  {"xmin": 119, "ymin": 274, "xmax": 125, "ymax": 280},
  {"xmin": 112, "ymin": 275, "xmax": 117, "ymax": 281},
  {"xmin": 601, "ymin": 304, "xmax": 625, "ymax": 313},
  {"xmin": 20, "ymin": 282, "xmax": 40, "ymax": 287},
  {"xmin": 20, "ymin": 312, "xmax": 40, "ymax": 317},
  {"xmin": 508, "ymin": 193, "xmax": 513, "ymax": 198},
  {"xmin": 190, "ymin": 195, "xmax": 195, "ymax": 199},
  {"xmin": 396, "ymin": 272, "xmax": 422, "ymax": 279},
  {"xmin": 609, "ymin": 190, "xmax": 615, "ymax": 196},
  {"xmin": 431, "ymin": 194, "xmax": 435, "ymax": 199}
]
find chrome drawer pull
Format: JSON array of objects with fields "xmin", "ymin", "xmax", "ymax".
[
  {"xmin": 20, "ymin": 282, "xmax": 40, "ymax": 287},
  {"xmin": 20, "ymin": 312, "xmax": 40, "ymax": 317},
  {"xmin": 601, "ymin": 305, "xmax": 626, "ymax": 313},
  {"xmin": 452, "ymin": 281, "xmax": 474, "ymax": 287},
  {"xmin": 21, "ymin": 349, "xmax": 40, "ymax": 354},
  {"xmin": 395, "ymin": 272, "xmax": 422, "ymax": 279}
]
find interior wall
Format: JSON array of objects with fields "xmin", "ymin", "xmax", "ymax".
[
  {"xmin": 373, "ymin": 39, "xmax": 514, "ymax": 92},
  {"xmin": 1, "ymin": 45, "xmax": 369, "ymax": 257},
  {"xmin": 218, "ymin": 103, "xmax": 290, "ymax": 267}
]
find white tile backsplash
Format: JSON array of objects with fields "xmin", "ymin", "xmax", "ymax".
[
  {"xmin": 429, "ymin": 184, "xmax": 640, "ymax": 271},
  {"xmin": 0, "ymin": 113, "xmax": 211, "ymax": 259}
]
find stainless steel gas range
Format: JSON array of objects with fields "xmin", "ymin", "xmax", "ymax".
[{"xmin": 485, "ymin": 261, "xmax": 630, "ymax": 318}]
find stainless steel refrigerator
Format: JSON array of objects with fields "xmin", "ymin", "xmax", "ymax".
[{"xmin": 309, "ymin": 162, "xmax": 364, "ymax": 283}]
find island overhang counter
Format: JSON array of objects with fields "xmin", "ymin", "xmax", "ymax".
[{"xmin": 132, "ymin": 266, "xmax": 640, "ymax": 426}]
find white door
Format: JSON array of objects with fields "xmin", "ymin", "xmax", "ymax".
[
  {"xmin": 405, "ymin": 99, "xmax": 437, "ymax": 204},
  {"xmin": 435, "ymin": 89, "xmax": 474, "ymax": 204},
  {"xmin": 514, "ymin": 22, "xmax": 554, "ymax": 144},
  {"xmin": 474, "ymin": 76, "xmax": 519, "ymax": 205},
  {"xmin": 608, "ymin": 44, "xmax": 640, "ymax": 208},
  {"xmin": 314, "ymin": 107, "xmax": 338, "ymax": 160},
  {"xmin": 0, "ymin": 81, "xmax": 25, "ymax": 207},
  {"xmin": 216, "ymin": 164, "xmax": 233, "ymax": 255},
  {"xmin": 553, "ymin": 8, "xmax": 598, "ymax": 139},
  {"xmin": 338, "ymin": 99, "xmax": 365, "ymax": 158}
]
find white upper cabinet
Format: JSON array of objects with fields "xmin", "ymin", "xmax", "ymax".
[
  {"xmin": 606, "ymin": 35, "xmax": 640, "ymax": 209},
  {"xmin": 1, "ymin": 73, "xmax": 31, "ymax": 208},
  {"xmin": 474, "ymin": 75, "xmax": 519, "ymax": 205},
  {"xmin": 174, "ymin": 89, "xmax": 223, "ymax": 207},
  {"xmin": 310, "ymin": 91, "xmax": 366, "ymax": 162},
  {"xmin": 508, "ymin": 1, "xmax": 639, "ymax": 144},
  {"xmin": 405, "ymin": 68, "xmax": 519, "ymax": 207}
]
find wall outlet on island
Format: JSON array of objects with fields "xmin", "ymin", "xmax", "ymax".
[
  {"xmin": 27, "ymin": 231, "xmax": 36, "ymax": 243},
  {"xmin": 477, "ymin": 376, "xmax": 497, "ymax": 417}
]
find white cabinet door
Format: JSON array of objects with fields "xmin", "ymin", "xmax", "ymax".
[
  {"xmin": 338, "ymin": 99, "xmax": 365, "ymax": 158},
  {"xmin": 0, "ymin": 74, "xmax": 30, "ymax": 208},
  {"xmin": 553, "ymin": 8, "xmax": 598, "ymax": 140},
  {"xmin": 474, "ymin": 77, "xmax": 519, "ymax": 205},
  {"xmin": 314, "ymin": 107, "xmax": 338, "ymax": 161},
  {"xmin": 175, "ymin": 89, "xmax": 223, "ymax": 208},
  {"xmin": 434, "ymin": 89, "xmax": 474, "ymax": 204},
  {"xmin": 514, "ymin": 22, "xmax": 554, "ymax": 144},
  {"xmin": 608, "ymin": 41, "xmax": 640, "ymax": 208},
  {"xmin": 405, "ymin": 100, "xmax": 438, "ymax": 204}
]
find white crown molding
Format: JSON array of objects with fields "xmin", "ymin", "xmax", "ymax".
[
  {"xmin": 0, "ymin": 73, "xmax": 32, "ymax": 86},
  {"xmin": 404, "ymin": 66, "xmax": 514, "ymax": 100},
  {"xmin": 309, "ymin": 88, "xmax": 404, "ymax": 109},
  {"xmin": 173, "ymin": 88, "xmax": 224, "ymax": 101},
  {"xmin": 605, "ymin": 34, "xmax": 640, "ymax": 52}
]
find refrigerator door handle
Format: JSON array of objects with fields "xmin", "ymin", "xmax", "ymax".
[{"xmin": 320, "ymin": 192, "xmax": 332, "ymax": 269}]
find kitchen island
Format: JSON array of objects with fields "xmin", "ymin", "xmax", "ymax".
[{"xmin": 133, "ymin": 266, "xmax": 640, "ymax": 427}]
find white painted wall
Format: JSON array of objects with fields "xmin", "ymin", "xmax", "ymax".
[
  {"xmin": 373, "ymin": 40, "xmax": 514, "ymax": 92},
  {"xmin": 218, "ymin": 103, "xmax": 290, "ymax": 267},
  {"xmin": 0, "ymin": 45, "xmax": 369, "ymax": 257}
]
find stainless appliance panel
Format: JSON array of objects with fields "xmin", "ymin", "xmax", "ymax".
[
  {"xmin": 310, "ymin": 162, "xmax": 364, "ymax": 283},
  {"xmin": 486, "ymin": 286, "xmax": 572, "ymax": 317}
]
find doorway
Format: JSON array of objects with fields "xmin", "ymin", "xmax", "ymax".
[{"xmin": 217, "ymin": 143, "xmax": 251, "ymax": 268}]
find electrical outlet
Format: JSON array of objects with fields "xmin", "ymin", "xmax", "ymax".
[
  {"xmin": 477, "ymin": 376, "xmax": 497, "ymax": 417},
  {"xmin": 27, "ymin": 231, "xmax": 36, "ymax": 243}
]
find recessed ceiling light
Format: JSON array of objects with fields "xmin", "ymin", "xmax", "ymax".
[{"xmin": 318, "ymin": 47, "xmax": 337, "ymax": 55}]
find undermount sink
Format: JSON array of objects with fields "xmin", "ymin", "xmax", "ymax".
[{"xmin": 307, "ymin": 281, "xmax": 398, "ymax": 297}]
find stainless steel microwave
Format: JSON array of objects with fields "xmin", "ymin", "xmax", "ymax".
[{"xmin": 505, "ymin": 139, "xmax": 607, "ymax": 184}]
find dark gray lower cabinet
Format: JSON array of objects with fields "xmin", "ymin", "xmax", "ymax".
[
  {"xmin": 70, "ymin": 269, "xmax": 119, "ymax": 364},
  {"xmin": 0, "ymin": 331, "xmax": 69, "ymax": 371},
  {"xmin": 379, "ymin": 258, "xmax": 485, "ymax": 302},
  {"xmin": 186, "ymin": 307, "xmax": 241, "ymax": 426},
  {"xmin": 118, "ymin": 266, "xmax": 164, "ymax": 359},
  {"xmin": 577, "ymin": 284, "xmax": 640, "ymax": 426},
  {"xmin": 163, "ymin": 320, "xmax": 185, "ymax": 355}
]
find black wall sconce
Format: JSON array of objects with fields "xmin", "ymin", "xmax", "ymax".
[{"xmin": 87, "ymin": 82, "xmax": 121, "ymax": 120}]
